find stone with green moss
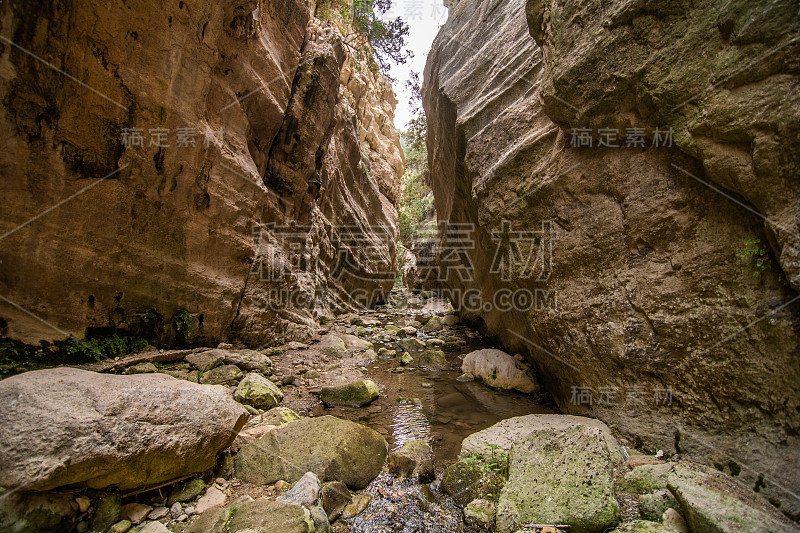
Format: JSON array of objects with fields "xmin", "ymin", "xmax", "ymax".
[
  {"xmin": 417, "ymin": 350, "xmax": 448, "ymax": 370},
  {"xmin": 200, "ymin": 364, "xmax": 243, "ymax": 386},
  {"xmin": 167, "ymin": 478, "xmax": 206, "ymax": 505},
  {"xmin": 609, "ymin": 521, "xmax": 672, "ymax": 533},
  {"xmin": 496, "ymin": 424, "xmax": 621, "ymax": 533},
  {"xmin": 442, "ymin": 458, "xmax": 506, "ymax": 506},
  {"xmin": 122, "ymin": 362, "xmax": 157, "ymax": 375},
  {"xmin": 638, "ymin": 489, "xmax": 679, "ymax": 521},
  {"xmin": 90, "ymin": 490, "xmax": 121, "ymax": 532},
  {"xmin": 319, "ymin": 379, "xmax": 379, "ymax": 407},
  {"xmin": 260, "ymin": 406, "xmax": 301, "ymax": 425},
  {"xmin": 234, "ymin": 373, "xmax": 283, "ymax": 410},
  {"xmin": 619, "ymin": 463, "xmax": 674, "ymax": 494},
  {"xmin": 397, "ymin": 338, "xmax": 425, "ymax": 351},
  {"xmin": 0, "ymin": 490, "xmax": 76, "ymax": 533},
  {"xmin": 398, "ymin": 352, "xmax": 414, "ymax": 365}
]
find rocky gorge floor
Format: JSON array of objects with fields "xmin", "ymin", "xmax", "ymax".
[{"xmin": 1, "ymin": 291, "xmax": 797, "ymax": 533}]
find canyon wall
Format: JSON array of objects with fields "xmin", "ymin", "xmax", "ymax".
[
  {"xmin": 425, "ymin": 0, "xmax": 800, "ymax": 517},
  {"xmin": 0, "ymin": 0, "xmax": 403, "ymax": 346}
]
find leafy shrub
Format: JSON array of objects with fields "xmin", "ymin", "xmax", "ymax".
[{"xmin": 740, "ymin": 238, "xmax": 771, "ymax": 277}]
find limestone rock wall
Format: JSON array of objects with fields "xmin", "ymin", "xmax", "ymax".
[
  {"xmin": 0, "ymin": 0, "xmax": 403, "ymax": 346},
  {"xmin": 424, "ymin": 0, "xmax": 800, "ymax": 516}
]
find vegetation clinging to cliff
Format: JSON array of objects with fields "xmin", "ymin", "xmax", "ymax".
[{"xmin": 318, "ymin": 0, "xmax": 411, "ymax": 78}]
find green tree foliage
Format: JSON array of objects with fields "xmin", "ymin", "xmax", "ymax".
[
  {"xmin": 336, "ymin": 0, "xmax": 412, "ymax": 78},
  {"xmin": 398, "ymin": 139, "xmax": 434, "ymax": 245},
  {"xmin": 403, "ymin": 71, "xmax": 426, "ymax": 152}
]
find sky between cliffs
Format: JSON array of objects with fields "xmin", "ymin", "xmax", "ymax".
[{"xmin": 381, "ymin": 0, "xmax": 449, "ymax": 130}]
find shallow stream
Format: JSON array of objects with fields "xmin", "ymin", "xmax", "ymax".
[{"xmin": 310, "ymin": 297, "xmax": 557, "ymax": 532}]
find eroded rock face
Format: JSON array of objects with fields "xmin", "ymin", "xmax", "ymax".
[
  {"xmin": 424, "ymin": 0, "xmax": 800, "ymax": 515},
  {"xmin": 0, "ymin": 0, "xmax": 402, "ymax": 346},
  {"xmin": 0, "ymin": 368, "xmax": 248, "ymax": 491}
]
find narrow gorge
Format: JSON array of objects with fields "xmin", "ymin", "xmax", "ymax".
[{"xmin": 0, "ymin": 0, "xmax": 798, "ymax": 532}]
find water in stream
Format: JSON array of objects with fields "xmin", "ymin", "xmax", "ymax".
[{"xmin": 310, "ymin": 295, "xmax": 557, "ymax": 532}]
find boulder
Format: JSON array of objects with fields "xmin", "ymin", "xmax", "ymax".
[
  {"xmin": 90, "ymin": 491, "xmax": 122, "ymax": 532},
  {"xmin": 258, "ymin": 406, "xmax": 302, "ymax": 426},
  {"xmin": 421, "ymin": 316, "xmax": 443, "ymax": 332},
  {"xmin": 220, "ymin": 349, "xmax": 273, "ymax": 373},
  {"xmin": 464, "ymin": 499, "xmax": 496, "ymax": 530},
  {"xmin": 461, "ymin": 414, "xmax": 624, "ymax": 471},
  {"xmin": 340, "ymin": 334, "xmax": 373, "ymax": 352},
  {"xmin": 120, "ymin": 503, "xmax": 152, "ymax": 525},
  {"xmin": 610, "ymin": 522, "xmax": 673, "ymax": 533},
  {"xmin": 620, "ymin": 464, "xmax": 673, "ymax": 494},
  {"xmin": 200, "ymin": 364, "xmax": 243, "ymax": 386},
  {"xmin": 397, "ymin": 338, "xmax": 425, "ymax": 351},
  {"xmin": 0, "ymin": 368, "xmax": 248, "ymax": 491},
  {"xmin": 229, "ymin": 497, "xmax": 327, "ymax": 533},
  {"xmin": 442, "ymin": 459, "xmax": 506, "ymax": 507},
  {"xmin": 317, "ymin": 334, "xmax": 348, "ymax": 358},
  {"xmin": 234, "ymin": 373, "xmax": 283, "ymax": 410},
  {"xmin": 185, "ymin": 351, "xmax": 225, "ymax": 372},
  {"xmin": 495, "ymin": 422, "xmax": 622, "ymax": 533},
  {"xmin": 417, "ymin": 350, "xmax": 448, "ymax": 370},
  {"xmin": 388, "ymin": 439, "xmax": 435, "ymax": 482},
  {"xmin": 109, "ymin": 520, "xmax": 132, "ymax": 533},
  {"xmin": 662, "ymin": 508, "xmax": 690, "ymax": 533},
  {"xmin": 321, "ymin": 481, "xmax": 351, "ymax": 521},
  {"xmin": 638, "ymin": 489, "xmax": 680, "ymax": 521},
  {"xmin": 319, "ymin": 379, "xmax": 380, "ymax": 407},
  {"xmin": 667, "ymin": 462, "xmax": 796, "ymax": 533},
  {"xmin": 234, "ymin": 416, "xmax": 388, "ymax": 489},
  {"xmin": 138, "ymin": 522, "xmax": 170, "ymax": 533},
  {"xmin": 441, "ymin": 315, "xmax": 459, "ymax": 326},
  {"xmin": 279, "ymin": 472, "xmax": 322, "ymax": 508},
  {"xmin": 341, "ymin": 494, "xmax": 371, "ymax": 520},
  {"xmin": 195, "ymin": 486, "xmax": 226, "ymax": 514},
  {"xmin": 0, "ymin": 490, "xmax": 77, "ymax": 533},
  {"xmin": 461, "ymin": 349, "xmax": 538, "ymax": 394},
  {"xmin": 122, "ymin": 362, "xmax": 157, "ymax": 375},
  {"xmin": 167, "ymin": 478, "xmax": 206, "ymax": 505}
]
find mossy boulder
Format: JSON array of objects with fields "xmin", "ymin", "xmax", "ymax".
[
  {"xmin": 667, "ymin": 461, "xmax": 797, "ymax": 533},
  {"xmin": 167, "ymin": 478, "xmax": 206, "ymax": 505},
  {"xmin": 609, "ymin": 522, "xmax": 673, "ymax": 533},
  {"xmin": 234, "ymin": 416, "xmax": 388, "ymax": 490},
  {"xmin": 0, "ymin": 491, "xmax": 76, "ymax": 533},
  {"xmin": 200, "ymin": 364, "xmax": 243, "ymax": 386},
  {"xmin": 90, "ymin": 490, "xmax": 121, "ymax": 531},
  {"xmin": 319, "ymin": 379, "xmax": 379, "ymax": 407},
  {"xmin": 496, "ymin": 424, "xmax": 622, "ymax": 533},
  {"xmin": 442, "ymin": 459, "xmax": 506, "ymax": 507},
  {"xmin": 388, "ymin": 439, "xmax": 435, "ymax": 482},
  {"xmin": 397, "ymin": 338, "xmax": 425, "ymax": 351},
  {"xmin": 417, "ymin": 350, "xmax": 448, "ymax": 370},
  {"xmin": 638, "ymin": 489, "xmax": 679, "ymax": 521},
  {"xmin": 260, "ymin": 406, "xmax": 301, "ymax": 425},
  {"xmin": 619, "ymin": 463, "xmax": 674, "ymax": 494},
  {"xmin": 234, "ymin": 373, "xmax": 283, "ymax": 410}
]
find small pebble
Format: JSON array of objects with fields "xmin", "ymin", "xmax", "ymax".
[
  {"xmin": 183, "ymin": 506, "xmax": 195, "ymax": 515},
  {"xmin": 75, "ymin": 496, "xmax": 91, "ymax": 513},
  {"xmin": 421, "ymin": 382, "xmax": 432, "ymax": 388},
  {"xmin": 169, "ymin": 502, "xmax": 182, "ymax": 519},
  {"xmin": 177, "ymin": 514, "xmax": 188, "ymax": 522},
  {"xmin": 147, "ymin": 507, "xmax": 169, "ymax": 520}
]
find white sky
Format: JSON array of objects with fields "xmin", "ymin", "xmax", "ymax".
[{"xmin": 381, "ymin": 0, "xmax": 450, "ymax": 130}]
